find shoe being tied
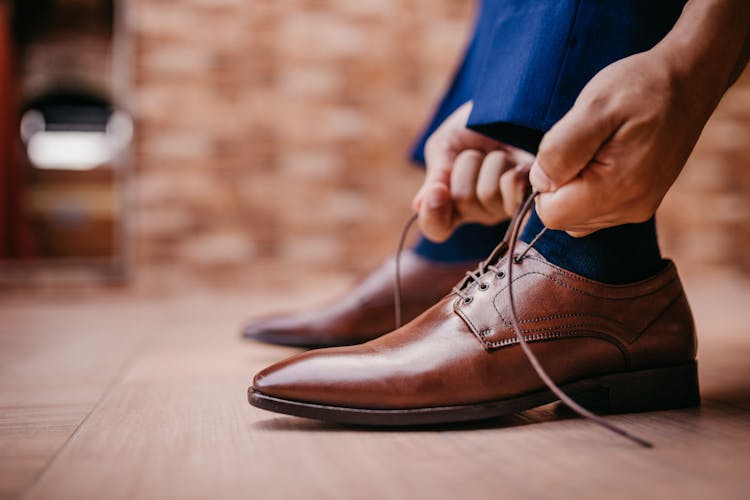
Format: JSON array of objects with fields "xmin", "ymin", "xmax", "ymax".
[
  {"xmin": 241, "ymin": 250, "xmax": 478, "ymax": 348},
  {"xmin": 248, "ymin": 240, "xmax": 700, "ymax": 429}
]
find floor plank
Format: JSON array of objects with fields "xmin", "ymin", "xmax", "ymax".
[
  {"xmin": 0, "ymin": 296, "xmax": 158, "ymax": 500},
  {"xmin": 3, "ymin": 276, "xmax": 750, "ymax": 500}
]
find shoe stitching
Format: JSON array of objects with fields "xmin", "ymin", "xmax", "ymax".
[
  {"xmin": 521, "ymin": 253, "xmax": 677, "ymax": 291},
  {"xmin": 453, "ymin": 296, "xmax": 486, "ymax": 343},
  {"xmin": 480, "ymin": 307, "xmax": 592, "ymax": 331},
  {"xmin": 457, "ymin": 276, "xmax": 638, "ymax": 343},
  {"xmin": 457, "ymin": 265, "xmax": 669, "ymax": 359},
  {"xmin": 484, "ymin": 330, "xmax": 631, "ymax": 369},
  {"xmin": 456, "ymin": 302, "xmax": 630, "ymax": 362},
  {"xmin": 491, "ymin": 270, "xmax": 677, "ymax": 303},
  {"xmin": 481, "ymin": 322, "xmax": 629, "ymax": 338}
]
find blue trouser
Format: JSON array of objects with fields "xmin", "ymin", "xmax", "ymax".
[{"xmin": 409, "ymin": 0, "xmax": 686, "ymax": 263}]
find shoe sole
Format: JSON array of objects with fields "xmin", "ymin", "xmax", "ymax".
[{"xmin": 248, "ymin": 361, "xmax": 700, "ymax": 426}]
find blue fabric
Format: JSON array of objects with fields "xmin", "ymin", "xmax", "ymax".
[
  {"xmin": 520, "ymin": 208, "xmax": 666, "ymax": 284},
  {"xmin": 411, "ymin": 0, "xmax": 687, "ymax": 156},
  {"xmin": 410, "ymin": 0, "xmax": 685, "ymax": 267},
  {"xmin": 413, "ymin": 220, "xmax": 509, "ymax": 263},
  {"xmin": 410, "ymin": 3, "xmax": 510, "ymax": 263}
]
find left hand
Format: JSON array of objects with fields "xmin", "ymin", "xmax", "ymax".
[
  {"xmin": 529, "ymin": 49, "xmax": 713, "ymax": 237},
  {"xmin": 413, "ymin": 102, "xmax": 535, "ymax": 242}
]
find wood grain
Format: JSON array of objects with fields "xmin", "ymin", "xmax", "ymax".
[
  {"xmin": 0, "ymin": 296, "xmax": 152, "ymax": 499},
  {"xmin": 2, "ymin": 279, "xmax": 749, "ymax": 500}
]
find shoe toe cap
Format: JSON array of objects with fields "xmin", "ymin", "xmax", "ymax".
[{"xmin": 251, "ymin": 346, "xmax": 387, "ymax": 407}]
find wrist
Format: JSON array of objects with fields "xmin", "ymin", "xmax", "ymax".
[
  {"xmin": 650, "ymin": 39, "xmax": 725, "ymax": 121},
  {"xmin": 652, "ymin": 0, "xmax": 750, "ymax": 115}
]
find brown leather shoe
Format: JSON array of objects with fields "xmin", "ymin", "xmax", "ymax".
[
  {"xmin": 241, "ymin": 250, "xmax": 477, "ymax": 347},
  {"xmin": 248, "ymin": 241, "xmax": 699, "ymax": 426}
]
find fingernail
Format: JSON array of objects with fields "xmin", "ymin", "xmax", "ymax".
[
  {"xmin": 427, "ymin": 188, "xmax": 444, "ymax": 209},
  {"xmin": 529, "ymin": 162, "xmax": 552, "ymax": 192}
]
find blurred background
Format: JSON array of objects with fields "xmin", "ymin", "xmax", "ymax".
[
  {"xmin": 0, "ymin": 0, "xmax": 748, "ymax": 294},
  {"xmin": 2, "ymin": 4, "xmax": 749, "ymax": 498}
]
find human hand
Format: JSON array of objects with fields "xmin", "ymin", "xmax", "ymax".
[
  {"xmin": 413, "ymin": 102, "xmax": 535, "ymax": 242},
  {"xmin": 529, "ymin": 49, "xmax": 714, "ymax": 237}
]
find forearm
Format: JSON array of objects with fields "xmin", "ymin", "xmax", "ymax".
[{"xmin": 655, "ymin": 0, "xmax": 750, "ymax": 113}]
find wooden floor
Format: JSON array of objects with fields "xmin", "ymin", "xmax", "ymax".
[{"xmin": 1, "ymin": 274, "xmax": 750, "ymax": 500}]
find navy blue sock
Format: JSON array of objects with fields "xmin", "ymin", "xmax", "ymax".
[
  {"xmin": 413, "ymin": 221, "xmax": 508, "ymax": 263},
  {"xmin": 520, "ymin": 208, "xmax": 665, "ymax": 284}
]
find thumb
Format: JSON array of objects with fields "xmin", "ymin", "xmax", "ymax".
[{"xmin": 530, "ymin": 98, "xmax": 619, "ymax": 192}]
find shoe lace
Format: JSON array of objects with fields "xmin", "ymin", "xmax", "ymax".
[{"xmin": 393, "ymin": 192, "xmax": 652, "ymax": 448}]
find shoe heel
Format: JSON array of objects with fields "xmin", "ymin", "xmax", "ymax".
[{"xmin": 575, "ymin": 361, "xmax": 700, "ymax": 414}]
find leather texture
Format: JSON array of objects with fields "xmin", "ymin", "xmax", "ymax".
[
  {"xmin": 242, "ymin": 250, "xmax": 477, "ymax": 347},
  {"xmin": 252, "ymin": 242, "xmax": 696, "ymax": 410}
]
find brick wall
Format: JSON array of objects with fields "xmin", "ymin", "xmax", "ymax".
[
  {"xmin": 660, "ymin": 68, "xmax": 750, "ymax": 278},
  {"xmin": 127, "ymin": 0, "xmax": 750, "ymax": 286},
  {"xmin": 128, "ymin": 0, "xmax": 472, "ymax": 285}
]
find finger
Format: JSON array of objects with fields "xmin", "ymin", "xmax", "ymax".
[
  {"xmin": 418, "ymin": 181, "xmax": 454, "ymax": 242},
  {"xmin": 500, "ymin": 163, "xmax": 531, "ymax": 215},
  {"xmin": 414, "ymin": 140, "xmax": 456, "ymax": 212},
  {"xmin": 534, "ymin": 173, "xmax": 606, "ymax": 230},
  {"xmin": 475, "ymin": 151, "xmax": 511, "ymax": 218},
  {"xmin": 450, "ymin": 149, "xmax": 484, "ymax": 218},
  {"xmin": 530, "ymin": 94, "xmax": 621, "ymax": 193},
  {"xmin": 416, "ymin": 103, "xmax": 475, "ymax": 209},
  {"xmin": 503, "ymin": 145, "xmax": 536, "ymax": 167}
]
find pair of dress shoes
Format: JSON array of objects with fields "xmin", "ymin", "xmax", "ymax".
[{"xmin": 244, "ymin": 241, "xmax": 700, "ymax": 433}]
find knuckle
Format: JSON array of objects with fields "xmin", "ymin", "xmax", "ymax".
[
  {"xmin": 503, "ymin": 195, "xmax": 520, "ymax": 213},
  {"xmin": 512, "ymin": 167, "xmax": 529, "ymax": 185},
  {"xmin": 452, "ymin": 188, "xmax": 476, "ymax": 206},
  {"xmin": 456, "ymin": 149, "xmax": 483, "ymax": 163},
  {"xmin": 484, "ymin": 150, "xmax": 509, "ymax": 165},
  {"xmin": 476, "ymin": 184, "xmax": 499, "ymax": 205},
  {"xmin": 582, "ymin": 92, "xmax": 610, "ymax": 113}
]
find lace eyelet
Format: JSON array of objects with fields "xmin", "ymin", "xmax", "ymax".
[
  {"xmin": 478, "ymin": 283, "xmax": 489, "ymax": 291},
  {"xmin": 462, "ymin": 296, "xmax": 473, "ymax": 305},
  {"xmin": 513, "ymin": 253, "xmax": 523, "ymax": 264},
  {"xmin": 496, "ymin": 271, "xmax": 505, "ymax": 279}
]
